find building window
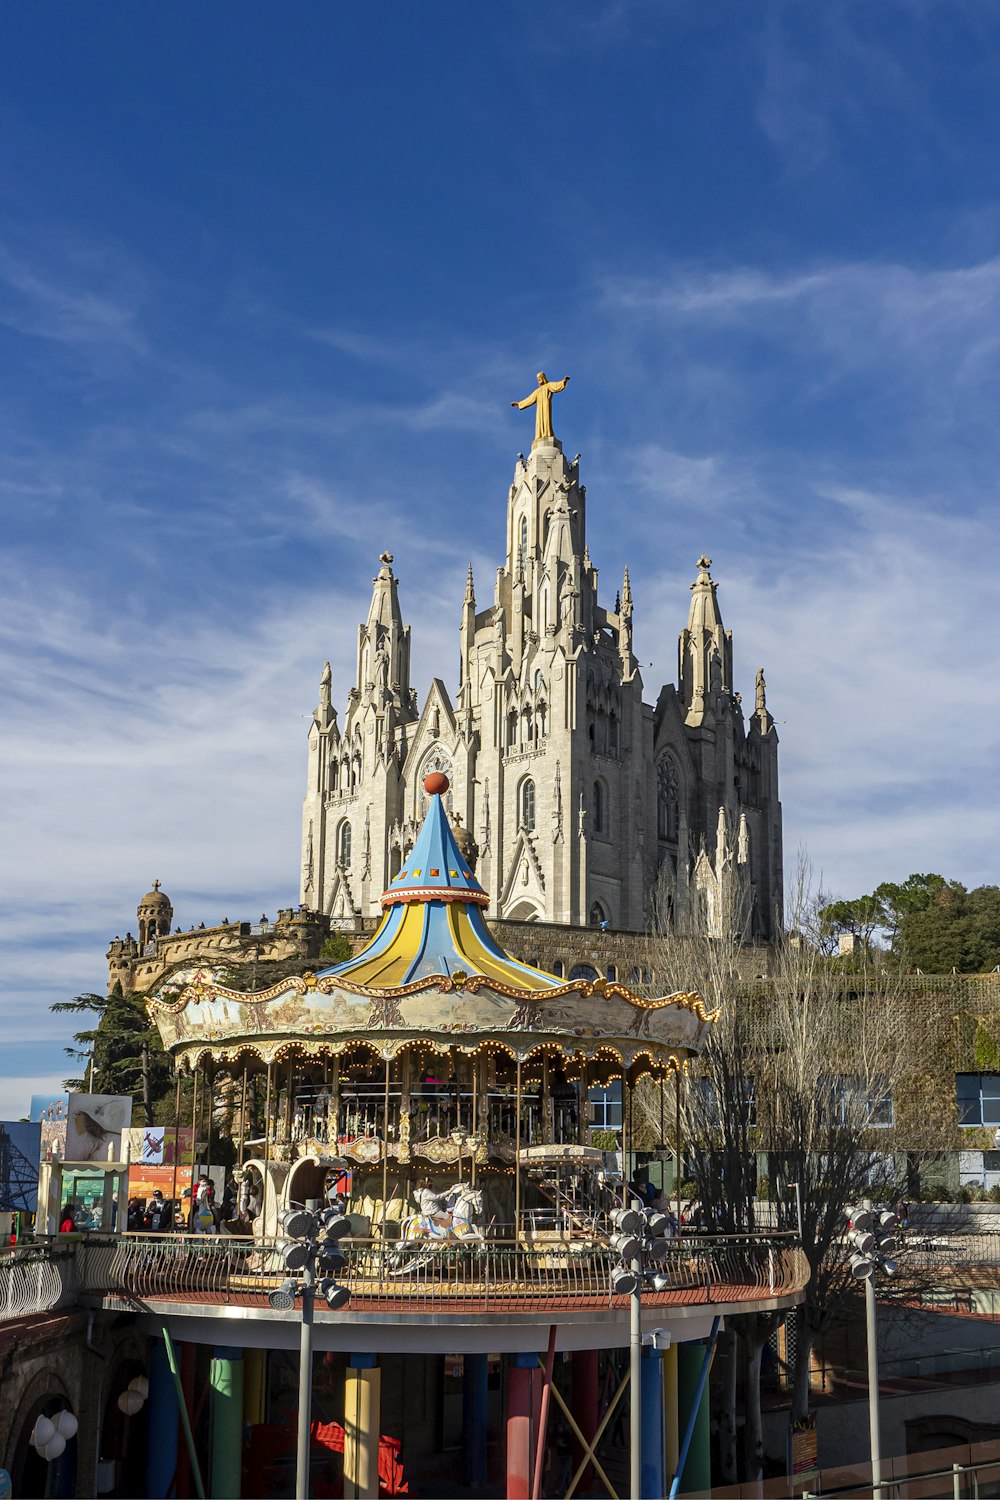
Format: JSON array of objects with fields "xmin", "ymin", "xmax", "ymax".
[
  {"xmin": 593, "ymin": 780, "xmax": 606, "ymax": 835},
  {"xmin": 552, "ymin": 960, "xmax": 564, "ymax": 978},
  {"xmin": 588, "ymin": 1080, "xmax": 622, "ymax": 1131},
  {"xmin": 657, "ymin": 757, "xmax": 679, "ymax": 840},
  {"xmin": 957, "ymin": 1074, "xmax": 1000, "ymax": 1127},
  {"xmin": 519, "ymin": 515, "xmax": 528, "ymax": 574},
  {"xmin": 569, "ymin": 963, "xmax": 600, "ymax": 982},
  {"xmin": 820, "ymin": 1075, "xmax": 893, "ymax": 1128},
  {"xmin": 520, "ymin": 777, "xmax": 536, "ymax": 831},
  {"xmin": 689, "ymin": 1076, "xmax": 757, "ymax": 1128},
  {"xmin": 589, "ymin": 902, "xmax": 608, "ymax": 929},
  {"xmin": 338, "ymin": 821, "xmax": 352, "ymax": 868}
]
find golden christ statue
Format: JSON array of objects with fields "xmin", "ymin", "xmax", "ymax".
[{"xmin": 511, "ymin": 371, "xmax": 571, "ymax": 445}]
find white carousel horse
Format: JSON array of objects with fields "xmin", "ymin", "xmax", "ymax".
[{"xmin": 403, "ymin": 1183, "xmax": 485, "ymax": 1243}]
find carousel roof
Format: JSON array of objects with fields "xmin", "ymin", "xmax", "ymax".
[
  {"xmin": 317, "ymin": 773, "xmax": 561, "ymax": 992},
  {"xmin": 147, "ymin": 771, "xmax": 717, "ymax": 1069}
]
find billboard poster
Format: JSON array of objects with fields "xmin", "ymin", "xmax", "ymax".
[
  {"xmin": 124, "ymin": 1127, "xmax": 195, "ymax": 1200},
  {"xmin": 65, "ymin": 1094, "xmax": 132, "ymax": 1163},
  {"xmin": 28, "ymin": 1093, "xmax": 69, "ymax": 1162},
  {"xmin": 0, "ymin": 1122, "xmax": 42, "ymax": 1213}
]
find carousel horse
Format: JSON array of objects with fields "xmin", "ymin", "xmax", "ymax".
[{"xmin": 403, "ymin": 1183, "xmax": 485, "ymax": 1242}]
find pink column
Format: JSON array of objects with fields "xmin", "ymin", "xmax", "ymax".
[{"xmin": 507, "ymin": 1356, "xmax": 534, "ymax": 1500}]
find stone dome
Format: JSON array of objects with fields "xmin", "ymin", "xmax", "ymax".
[{"xmin": 139, "ymin": 880, "xmax": 171, "ymax": 909}]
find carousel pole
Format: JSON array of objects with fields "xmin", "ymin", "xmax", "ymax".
[
  {"xmin": 675, "ymin": 1064, "xmax": 683, "ymax": 1228},
  {"xmin": 620, "ymin": 1061, "xmax": 630, "ymax": 1206},
  {"xmin": 470, "ymin": 1054, "xmax": 478, "ymax": 1188},
  {"xmin": 578, "ymin": 1056, "xmax": 589, "ymax": 1147},
  {"xmin": 285, "ymin": 1056, "xmax": 294, "ymax": 1141},
  {"xmin": 205, "ymin": 1062, "xmax": 214, "ymax": 1178},
  {"xmin": 514, "ymin": 1057, "xmax": 523, "ymax": 1242},
  {"xmin": 172, "ymin": 1070, "xmax": 182, "ymax": 1211},
  {"xmin": 190, "ymin": 1067, "xmax": 200, "ymax": 1205},
  {"xmin": 238, "ymin": 1064, "xmax": 249, "ymax": 1166},
  {"xmin": 263, "ymin": 1061, "xmax": 273, "ymax": 1233},
  {"xmin": 541, "ymin": 1053, "xmax": 551, "ymax": 1145},
  {"xmin": 381, "ymin": 1056, "xmax": 391, "ymax": 1232}
]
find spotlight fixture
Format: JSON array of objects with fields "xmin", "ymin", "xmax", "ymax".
[{"xmin": 268, "ymin": 1277, "xmax": 298, "ymax": 1311}]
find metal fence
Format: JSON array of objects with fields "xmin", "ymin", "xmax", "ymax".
[
  {"xmin": 63, "ymin": 1231, "xmax": 807, "ymax": 1316},
  {"xmin": 0, "ymin": 1242, "xmax": 79, "ymax": 1320}
]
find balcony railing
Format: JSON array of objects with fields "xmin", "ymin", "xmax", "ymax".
[
  {"xmin": 0, "ymin": 1242, "xmax": 79, "ymax": 1321},
  {"xmin": 68, "ymin": 1231, "xmax": 807, "ymax": 1318}
]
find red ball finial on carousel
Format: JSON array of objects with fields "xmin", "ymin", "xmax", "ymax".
[{"xmin": 423, "ymin": 771, "xmax": 450, "ymax": 796}]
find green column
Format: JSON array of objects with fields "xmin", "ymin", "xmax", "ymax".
[
  {"xmin": 210, "ymin": 1346, "xmax": 245, "ymax": 1499},
  {"xmin": 677, "ymin": 1341, "xmax": 711, "ymax": 1495}
]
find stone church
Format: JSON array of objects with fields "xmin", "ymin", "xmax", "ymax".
[{"xmin": 301, "ymin": 378, "xmax": 782, "ymax": 938}]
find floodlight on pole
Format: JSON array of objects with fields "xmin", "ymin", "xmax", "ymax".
[
  {"xmin": 269, "ymin": 1203, "xmax": 352, "ymax": 1500},
  {"xmin": 847, "ymin": 1202, "xmax": 901, "ymax": 1496}
]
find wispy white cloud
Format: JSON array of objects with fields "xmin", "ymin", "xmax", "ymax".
[{"xmin": 0, "ymin": 235, "xmax": 145, "ymax": 353}]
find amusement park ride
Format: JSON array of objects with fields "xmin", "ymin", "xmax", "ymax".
[{"xmin": 147, "ymin": 772, "xmax": 718, "ymax": 1248}]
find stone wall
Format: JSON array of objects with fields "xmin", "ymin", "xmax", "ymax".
[{"xmin": 0, "ymin": 1308, "xmax": 146, "ymax": 1499}]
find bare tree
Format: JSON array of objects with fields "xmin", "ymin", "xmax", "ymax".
[{"xmin": 636, "ymin": 854, "xmax": 930, "ymax": 1479}]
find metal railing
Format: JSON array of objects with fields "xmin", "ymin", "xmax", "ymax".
[
  {"xmin": 67, "ymin": 1231, "xmax": 807, "ymax": 1317},
  {"xmin": 0, "ymin": 1242, "xmax": 79, "ymax": 1320}
]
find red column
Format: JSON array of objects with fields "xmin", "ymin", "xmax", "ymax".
[
  {"xmin": 572, "ymin": 1348, "xmax": 599, "ymax": 1490},
  {"xmin": 507, "ymin": 1356, "xmax": 534, "ymax": 1500}
]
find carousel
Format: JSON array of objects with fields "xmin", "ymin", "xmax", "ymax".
[{"xmin": 147, "ymin": 773, "xmax": 717, "ymax": 1248}]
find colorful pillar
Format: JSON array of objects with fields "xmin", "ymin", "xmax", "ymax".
[
  {"xmin": 463, "ymin": 1352, "xmax": 489, "ymax": 1486},
  {"xmin": 640, "ymin": 1347, "xmax": 664, "ymax": 1500},
  {"xmin": 677, "ymin": 1340, "xmax": 711, "ymax": 1495},
  {"xmin": 209, "ymin": 1346, "xmax": 244, "ymax": 1500},
  {"xmin": 571, "ymin": 1348, "xmax": 599, "ymax": 1490},
  {"xmin": 506, "ymin": 1354, "xmax": 535, "ymax": 1500},
  {"xmin": 243, "ymin": 1347, "xmax": 267, "ymax": 1428},
  {"xmin": 176, "ymin": 1340, "xmax": 196, "ymax": 1500},
  {"xmin": 145, "ymin": 1340, "xmax": 179, "ymax": 1499},
  {"xmin": 344, "ymin": 1353, "xmax": 380, "ymax": 1500},
  {"xmin": 662, "ymin": 1344, "xmax": 679, "ymax": 1481}
]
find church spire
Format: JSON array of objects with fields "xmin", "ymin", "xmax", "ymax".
[
  {"xmin": 460, "ymin": 563, "xmax": 476, "ymax": 693},
  {"xmin": 678, "ymin": 555, "xmax": 734, "ymax": 726},
  {"xmin": 356, "ymin": 551, "xmax": 412, "ymax": 711}
]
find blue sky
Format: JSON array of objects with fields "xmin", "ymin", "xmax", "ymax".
[{"xmin": 4, "ymin": 1, "xmax": 1000, "ymax": 1108}]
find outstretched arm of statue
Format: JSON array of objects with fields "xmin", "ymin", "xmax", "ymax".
[
  {"xmin": 512, "ymin": 390, "xmax": 539, "ymax": 410},
  {"xmin": 550, "ymin": 376, "xmax": 570, "ymax": 392}
]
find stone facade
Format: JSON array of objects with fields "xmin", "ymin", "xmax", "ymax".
[
  {"xmin": 301, "ymin": 433, "xmax": 783, "ymax": 937},
  {"xmin": 107, "ymin": 904, "xmax": 331, "ymax": 997}
]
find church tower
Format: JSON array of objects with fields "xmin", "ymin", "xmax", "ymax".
[{"xmin": 301, "ymin": 377, "xmax": 783, "ymax": 938}]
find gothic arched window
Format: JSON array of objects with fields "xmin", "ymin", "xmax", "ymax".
[
  {"xmin": 657, "ymin": 756, "xmax": 680, "ymax": 841},
  {"xmin": 518, "ymin": 515, "xmax": 528, "ymax": 574},
  {"xmin": 520, "ymin": 777, "xmax": 536, "ymax": 831},
  {"xmin": 338, "ymin": 821, "xmax": 352, "ymax": 868},
  {"xmin": 589, "ymin": 902, "xmax": 607, "ymax": 929},
  {"xmin": 593, "ymin": 779, "xmax": 606, "ymax": 835}
]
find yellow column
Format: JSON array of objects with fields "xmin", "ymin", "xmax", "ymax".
[
  {"xmin": 344, "ymin": 1355, "xmax": 381, "ymax": 1500},
  {"xmin": 663, "ymin": 1343, "xmax": 679, "ymax": 1481},
  {"xmin": 243, "ymin": 1347, "xmax": 266, "ymax": 1427}
]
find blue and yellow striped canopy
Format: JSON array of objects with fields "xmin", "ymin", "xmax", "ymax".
[{"xmin": 318, "ymin": 782, "xmax": 561, "ymax": 993}]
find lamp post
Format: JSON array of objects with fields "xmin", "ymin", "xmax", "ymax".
[
  {"xmin": 846, "ymin": 1203, "xmax": 898, "ymax": 1496},
  {"xmin": 270, "ymin": 1206, "xmax": 352, "ymax": 1500},
  {"xmin": 608, "ymin": 1200, "xmax": 672, "ymax": 1498}
]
